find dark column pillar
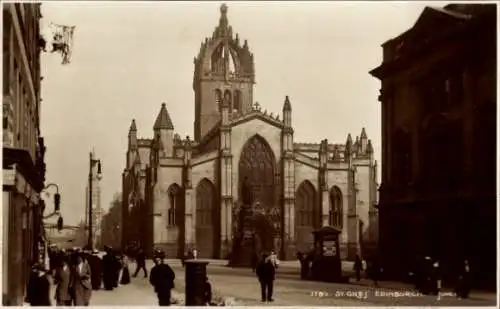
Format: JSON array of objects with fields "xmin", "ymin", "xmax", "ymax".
[{"xmin": 185, "ymin": 260, "xmax": 209, "ymax": 306}]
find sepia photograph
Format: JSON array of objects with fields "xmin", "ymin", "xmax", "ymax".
[{"xmin": 2, "ymin": 1, "xmax": 497, "ymax": 307}]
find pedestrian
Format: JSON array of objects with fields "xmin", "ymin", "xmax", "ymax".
[
  {"xmin": 354, "ymin": 254, "xmax": 363, "ymax": 281},
  {"xmin": 420, "ymin": 256, "xmax": 435, "ymax": 295},
  {"xmin": 26, "ymin": 263, "xmax": 51, "ymax": 306},
  {"xmin": 72, "ymin": 253, "xmax": 92, "ymax": 306},
  {"xmin": 368, "ymin": 257, "xmax": 382, "ymax": 287},
  {"xmin": 256, "ymin": 253, "xmax": 276, "ymax": 302},
  {"xmin": 113, "ymin": 250, "xmax": 122, "ymax": 288},
  {"xmin": 120, "ymin": 255, "xmax": 131, "ymax": 285},
  {"xmin": 54, "ymin": 256, "xmax": 73, "ymax": 306},
  {"xmin": 88, "ymin": 250, "xmax": 102, "ymax": 290},
  {"xmin": 455, "ymin": 259, "xmax": 471, "ymax": 299},
  {"xmin": 149, "ymin": 249, "xmax": 176, "ymax": 306},
  {"xmin": 102, "ymin": 246, "xmax": 114, "ymax": 291},
  {"xmin": 204, "ymin": 275, "xmax": 213, "ymax": 305},
  {"xmin": 133, "ymin": 248, "xmax": 148, "ymax": 278},
  {"xmin": 430, "ymin": 260, "xmax": 441, "ymax": 296}
]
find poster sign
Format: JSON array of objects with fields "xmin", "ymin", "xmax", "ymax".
[{"xmin": 323, "ymin": 240, "xmax": 337, "ymax": 256}]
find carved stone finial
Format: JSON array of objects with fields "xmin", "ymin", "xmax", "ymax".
[
  {"xmin": 263, "ymin": 109, "xmax": 267, "ymax": 115},
  {"xmin": 184, "ymin": 135, "xmax": 191, "ymax": 148},
  {"xmin": 220, "ymin": 3, "xmax": 228, "ymax": 15},
  {"xmin": 253, "ymin": 102, "xmax": 260, "ymax": 110},
  {"xmin": 270, "ymin": 112, "xmax": 274, "ymax": 118},
  {"xmin": 276, "ymin": 114, "xmax": 280, "ymax": 120}
]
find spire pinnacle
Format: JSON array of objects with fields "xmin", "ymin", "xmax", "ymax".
[
  {"xmin": 361, "ymin": 127, "xmax": 367, "ymax": 139},
  {"xmin": 367, "ymin": 139, "xmax": 374, "ymax": 154},
  {"xmin": 221, "ymin": 3, "xmax": 228, "ymax": 16},
  {"xmin": 154, "ymin": 102, "xmax": 174, "ymax": 130},
  {"xmin": 218, "ymin": 3, "xmax": 229, "ymax": 34},
  {"xmin": 129, "ymin": 119, "xmax": 137, "ymax": 132},
  {"xmin": 283, "ymin": 95, "xmax": 292, "ymax": 111},
  {"xmin": 346, "ymin": 133, "xmax": 353, "ymax": 145}
]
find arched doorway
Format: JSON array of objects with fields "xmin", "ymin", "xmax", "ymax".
[
  {"xmin": 195, "ymin": 178, "xmax": 219, "ymax": 258},
  {"xmin": 295, "ymin": 180, "xmax": 318, "ymax": 252},
  {"xmin": 233, "ymin": 135, "xmax": 279, "ymax": 264}
]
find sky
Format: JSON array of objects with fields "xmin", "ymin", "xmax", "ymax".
[{"xmin": 40, "ymin": 1, "xmax": 448, "ymax": 225}]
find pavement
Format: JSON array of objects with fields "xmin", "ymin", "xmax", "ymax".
[{"xmin": 86, "ymin": 259, "xmax": 497, "ymax": 306}]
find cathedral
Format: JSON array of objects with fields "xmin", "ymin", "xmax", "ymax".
[{"xmin": 121, "ymin": 4, "xmax": 379, "ymax": 261}]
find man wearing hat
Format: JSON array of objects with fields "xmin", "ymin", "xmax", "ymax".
[
  {"xmin": 256, "ymin": 252, "xmax": 277, "ymax": 302},
  {"xmin": 102, "ymin": 246, "xmax": 116, "ymax": 290},
  {"xmin": 88, "ymin": 249, "xmax": 103, "ymax": 290},
  {"xmin": 72, "ymin": 253, "xmax": 92, "ymax": 306},
  {"xmin": 149, "ymin": 249, "xmax": 176, "ymax": 306},
  {"xmin": 26, "ymin": 263, "xmax": 51, "ymax": 306}
]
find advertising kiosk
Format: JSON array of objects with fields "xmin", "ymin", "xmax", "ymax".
[{"xmin": 310, "ymin": 226, "xmax": 349, "ymax": 283}]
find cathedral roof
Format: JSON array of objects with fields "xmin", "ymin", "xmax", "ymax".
[{"xmin": 154, "ymin": 103, "xmax": 174, "ymax": 130}]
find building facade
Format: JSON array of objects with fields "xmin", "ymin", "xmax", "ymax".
[
  {"xmin": 2, "ymin": 3, "xmax": 46, "ymax": 305},
  {"xmin": 122, "ymin": 4, "xmax": 379, "ymax": 260},
  {"xmin": 85, "ymin": 151, "xmax": 103, "ymax": 249},
  {"xmin": 370, "ymin": 4, "xmax": 496, "ymax": 287}
]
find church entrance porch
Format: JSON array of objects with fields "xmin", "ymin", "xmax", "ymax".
[{"xmin": 229, "ymin": 135, "xmax": 282, "ymax": 267}]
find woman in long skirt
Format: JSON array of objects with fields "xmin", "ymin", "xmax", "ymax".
[{"xmin": 120, "ymin": 255, "xmax": 131, "ymax": 285}]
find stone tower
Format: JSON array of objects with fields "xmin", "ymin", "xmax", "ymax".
[{"xmin": 192, "ymin": 3, "xmax": 255, "ymax": 141}]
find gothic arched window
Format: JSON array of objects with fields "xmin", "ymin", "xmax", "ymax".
[
  {"xmin": 223, "ymin": 89, "xmax": 232, "ymax": 108},
  {"xmin": 196, "ymin": 178, "xmax": 215, "ymax": 226},
  {"xmin": 233, "ymin": 90, "xmax": 242, "ymax": 114},
  {"xmin": 195, "ymin": 178, "xmax": 218, "ymax": 258},
  {"xmin": 296, "ymin": 180, "xmax": 317, "ymax": 227},
  {"xmin": 329, "ymin": 186, "xmax": 343, "ymax": 228},
  {"xmin": 215, "ymin": 89, "xmax": 222, "ymax": 104},
  {"xmin": 238, "ymin": 135, "xmax": 275, "ymax": 208},
  {"xmin": 167, "ymin": 184, "xmax": 181, "ymax": 227}
]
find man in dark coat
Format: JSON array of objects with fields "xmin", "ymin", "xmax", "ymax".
[
  {"xmin": 354, "ymin": 254, "xmax": 363, "ymax": 281},
  {"xmin": 368, "ymin": 256, "xmax": 383, "ymax": 287},
  {"xmin": 133, "ymin": 248, "xmax": 148, "ymax": 278},
  {"xmin": 113, "ymin": 250, "xmax": 122, "ymax": 288},
  {"xmin": 256, "ymin": 253, "xmax": 276, "ymax": 302},
  {"xmin": 204, "ymin": 276, "xmax": 213, "ymax": 305},
  {"xmin": 26, "ymin": 263, "xmax": 51, "ymax": 306},
  {"xmin": 72, "ymin": 253, "xmax": 92, "ymax": 306},
  {"xmin": 54, "ymin": 257, "xmax": 73, "ymax": 306},
  {"xmin": 102, "ymin": 247, "xmax": 116, "ymax": 290},
  {"xmin": 149, "ymin": 249, "xmax": 176, "ymax": 306},
  {"xmin": 88, "ymin": 250, "xmax": 102, "ymax": 290},
  {"xmin": 455, "ymin": 259, "xmax": 472, "ymax": 299}
]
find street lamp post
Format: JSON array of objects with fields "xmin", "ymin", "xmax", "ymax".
[{"xmin": 88, "ymin": 151, "xmax": 102, "ymax": 250}]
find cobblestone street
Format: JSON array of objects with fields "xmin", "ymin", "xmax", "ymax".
[{"xmin": 86, "ymin": 260, "xmax": 497, "ymax": 306}]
